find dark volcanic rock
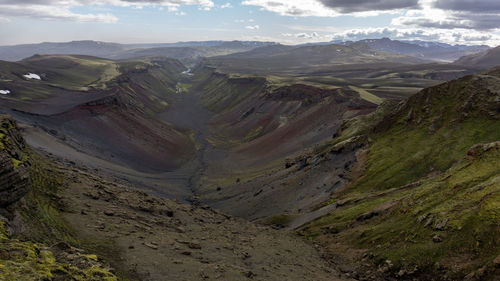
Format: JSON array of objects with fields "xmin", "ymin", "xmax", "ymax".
[
  {"xmin": 0, "ymin": 116, "xmax": 30, "ymax": 208},
  {"xmin": 0, "ymin": 152, "xmax": 30, "ymax": 207}
]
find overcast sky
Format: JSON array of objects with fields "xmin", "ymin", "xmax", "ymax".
[{"xmin": 0, "ymin": 0, "xmax": 499, "ymax": 46}]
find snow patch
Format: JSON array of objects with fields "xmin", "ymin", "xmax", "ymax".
[
  {"xmin": 0, "ymin": 90, "xmax": 10, "ymax": 95},
  {"xmin": 24, "ymin": 73, "xmax": 41, "ymax": 80},
  {"xmin": 181, "ymin": 68, "xmax": 193, "ymax": 76}
]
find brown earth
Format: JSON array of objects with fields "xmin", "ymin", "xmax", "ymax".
[{"xmin": 45, "ymin": 154, "xmax": 353, "ymax": 281}]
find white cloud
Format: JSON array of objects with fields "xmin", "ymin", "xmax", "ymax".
[
  {"xmin": 328, "ymin": 27, "xmax": 500, "ymax": 46},
  {"xmin": 242, "ymin": 0, "xmax": 341, "ymax": 17},
  {"xmin": 393, "ymin": 0, "xmax": 500, "ymax": 30},
  {"xmin": 236, "ymin": 19, "xmax": 255, "ymax": 23},
  {"xmin": 245, "ymin": 25, "xmax": 260, "ymax": 30},
  {"xmin": 278, "ymin": 26, "xmax": 499, "ymax": 46},
  {"xmin": 241, "ymin": 0, "xmax": 415, "ymax": 17},
  {"xmin": 243, "ymin": 0, "xmax": 500, "ymax": 31},
  {"xmin": 220, "ymin": 3, "xmax": 232, "ymax": 9},
  {"xmin": 0, "ymin": 0, "xmax": 214, "ymax": 22},
  {"xmin": 282, "ymin": 32, "xmax": 320, "ymax": 39},
  {"xmin": 0, "ymin": 4, "xmax": 118, "ymax": 23}
]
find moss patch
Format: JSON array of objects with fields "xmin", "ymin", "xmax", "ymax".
[{"xmin": 0, "ymin": 222, "xmax": 117, "ymax": 281}]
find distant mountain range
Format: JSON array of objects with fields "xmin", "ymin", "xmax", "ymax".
[
  {"xmin": 205, "ymin": 43, "xmax": 431, "ymax": 75},
  {"xmin": 333, "ymin": 38, "xmax": 490, "ymax": 62},
  {"xmin": 0, "ymin": 38, "xmax": 493, "ymax": 66},
  {"xmin": 0, "ymin": 40, "xmax": 277, "ymax": 64}
]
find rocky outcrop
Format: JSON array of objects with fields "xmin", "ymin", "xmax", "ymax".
[
  {"xmin": 0, "ymin": 116, "xmax": 30, "ymax": 208},
  {"xmin": 467, "ymin": 141, "xmax": 500, "ymax": 159},
  {"xmin": 0, "ymin": 152, "xmax": 30, "ymax": 207}
]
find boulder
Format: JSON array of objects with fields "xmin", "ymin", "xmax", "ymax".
[
  {"xmin": 432, "ymin": 235, "xmax": 442, "ymax": 243},
  {"xmin": 466, "ymin": 141, "xmax": 500, "ymax": 159},
  {"xmin": 493, "ymin": 255, "xmax": 500, "ymax": 268}
]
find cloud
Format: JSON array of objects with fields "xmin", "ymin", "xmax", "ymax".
[
  {"xmin": 318, "ymin": 0, "xmax": 418, "ymax": 13},
  {"xmin": 220, "ymin": 2, "xmax": 232, "ymax": 8},
  {"xmin": 282, "ymin": 32, "xmax": 320, "ymax": 39},
  {"xmin": 241, "ymin": 0, "xmax": 416, "ymax": 17},
  {"xmin": 245, "ymin": 25, "xmax": 260, "ymax": 30},
  {"xmin": 433, "ymin": 0, "xmax": 500, "ymax": 13},
  {"xmin": 327, "ymin": 27, "xmax": 500, "ymax": 46},
  {"xmin": 393, "ymin": 0, "xmax": 500, "ymax": 30},
  {"xmin": 235, "ymin": 19, "xmax": 254, "ymax": 23},
  {"xmin": 241, "ymin": 0, "xmax": 340, "ymax": 17},
  {"xmin": 242, "ymin": 0, "xmax": 499, "ymax": 31},
  {"xmin": 0, "ymin": 4, "xmax": 118, "ymax": 23},
  {"xmin": 0, "ymin": 0, "xmax": 214, "ymax": 22}
]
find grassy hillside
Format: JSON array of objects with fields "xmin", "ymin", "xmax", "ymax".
[
  {"xmin": 20, "ymin": 55, "xmax": 120, "ymax": 90},
  {"xmin": 300, "ymin": 69, "xmax": 500, "ymax": 280},
  {"xmin": 455, "ymin": 46, "xmax": 500, "ymax": 68},
  {"xmin": 203, "ymin": 55, "xmax": 482, "ymax": 101},
  {"xmin": 194, "ymin": 69, "xmax": 267, "ymax": 114}
]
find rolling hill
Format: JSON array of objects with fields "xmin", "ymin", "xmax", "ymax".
[
  {"xmin": 455, "ymin": 45, "xmax": 500, "ymax": 68},
  {"xmin": 0, "ymin": 40, "xmax": 277, "ymax": 64},
  {"xmin": 0, "ymin": 40, "xmax": 125, "ymax": 61},
  {"xmin": 210, "ymin": 43, "xmax": 427, "ymax": 70},
  {"xmin": 113, "ymin": 41, "xmax": 277, "ymax": 66}
]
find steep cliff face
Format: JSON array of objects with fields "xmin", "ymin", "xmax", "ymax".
[
  {"xmin": 0, "ymin": 153, "xmax": 29, "ymax": 208},
  {"xmin": 0, "ymin": 116, "xmax": 30, "ymax": 210}
]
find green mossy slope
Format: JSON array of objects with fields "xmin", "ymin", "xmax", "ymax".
[{"xmin": 302, "ymin": 69, "xmax": 500, "ymax": 280}]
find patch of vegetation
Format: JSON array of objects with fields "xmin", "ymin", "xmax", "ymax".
[
  {"xmin": 260, "ymin": 214, "xmax": 296, "ymax": 228},
  {"xmin": 197, "ymin": 70, "xmax": 266, "ymax": 114},
  {"xmin": 0, "ymin": 222, "xmax": 117, "ymax": 281},
  {"xmin": 348, "ymin": 85, "xmax": 384, "ymax": 105},
  {"xmin": 20, "ymin": 55, "xmax": 120, "ymax": 90},
  {"xmin": 244, "ymin": 126, "xmax": 263, "ymax": 142},
  {"xmin": 20, "ymin": 153, "xmax": 76, "ymax": 245}
]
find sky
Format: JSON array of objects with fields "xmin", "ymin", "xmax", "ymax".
[{"xmin": 0, "ymin": 0, "xmax": 499, "ymax": 46}]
